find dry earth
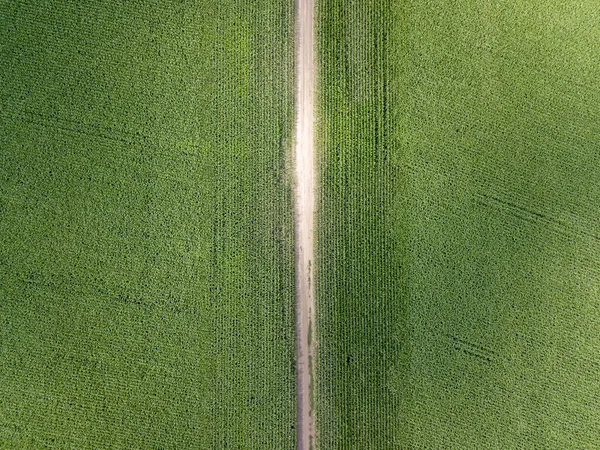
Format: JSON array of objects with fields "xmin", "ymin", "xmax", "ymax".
[{"xmin": 294, "ymin": 0, "xmax": 316, "ymax": 448}]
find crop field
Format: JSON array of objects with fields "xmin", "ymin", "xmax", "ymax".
[
  {"xmin": 317, "ymin": 0, "xmax": 600, "ymax": 448},
  {"xmin": 0, "ymin": 0, "xmax": 295, "ymax": 448},
  {"xmin": 3, "ymin": 0, "xmax": 600, "ymax": 448}
]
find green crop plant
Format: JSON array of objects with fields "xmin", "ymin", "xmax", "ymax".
[
  {"xmin": 316, "ymin": 0, "xmax": 600, "ymax": 448},
  {"xmin": 0, "ymin": 0, "xmax": 295, "ymax": 448}
]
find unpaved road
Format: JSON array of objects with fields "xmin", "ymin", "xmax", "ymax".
[{"xmin": 294, "ymin": 0, "xmax": 316, "ymax": 448}]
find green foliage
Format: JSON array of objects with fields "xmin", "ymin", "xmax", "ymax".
[
  {"xmin": 316, "ymin": 0, "xmax": 600, "ymax": 448},
  {"xmin": 0, "ymin": 0, "xmax": 295, "ymax": 448}
]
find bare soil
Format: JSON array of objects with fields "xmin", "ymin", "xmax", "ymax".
[{"xmin": 294, "ymin": 0, "xmax": 316, "ymax": 448}]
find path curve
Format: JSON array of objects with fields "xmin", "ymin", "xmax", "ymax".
[{"xmin": 294, "ymin": 0, "xmax": 316, "ymax": 448}]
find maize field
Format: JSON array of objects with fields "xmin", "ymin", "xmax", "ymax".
[
  {"xmin": 316, "ymin": 0, "xmax": 600, "ymax": 448},
  {"xmin": 2, "ymin": 0, "xmax": 600, "ymax": 448},
  {"xmin": 0, "ymin": 0, "xmax": 295, "ymax": 448}
]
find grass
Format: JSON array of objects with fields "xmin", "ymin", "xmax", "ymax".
[
  {"xmin": 0, "ymin": 0, "xmax": 295, "ymax": 448},
  {"xmin": 316, "ymin": 0, "xmax": 600, "ymax": 448}
]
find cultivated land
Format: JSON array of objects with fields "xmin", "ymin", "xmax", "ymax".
[
  {"xmin": 317, "ymin": 0, "xmax": 600, "ymax": 448},
  {"xmin": 294, "ymin": 0, "xmax": 317, "ymax": 448},
  {"xmin": 0, "ymin": 1, "xmax": 295, "ymax": 448}
]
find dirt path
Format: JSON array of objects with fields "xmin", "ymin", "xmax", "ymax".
[{"xmin": 294, "ymin": 0, "xmax": 316, "ymax": 448}]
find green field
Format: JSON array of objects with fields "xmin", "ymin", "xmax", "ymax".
[
  {"xmin": 4, "ymin": 0, "xmax": 600, "ymax": 448},
  {"xmin": 317, "ymin": 0, "xmax": 600, "ymax": 448},
  {"xmin": 0, "ymin": 1, "xmax": 295, "ymax": 448}
]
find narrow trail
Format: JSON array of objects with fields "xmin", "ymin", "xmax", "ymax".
[{"xmin": 294, "ymin": 0, "xmax": 316, "ymax": 448}]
